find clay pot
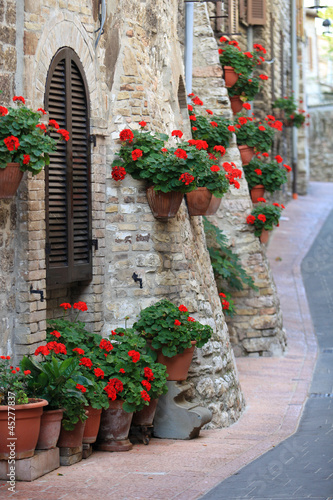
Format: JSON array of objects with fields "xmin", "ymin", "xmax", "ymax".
[
  {"xmin": 230, "ymin": 95, "xmax": 244, "ymax": 115},
  {"xmin": 203, "ymin": 195, "xmax": 222, "ymax": 215},
  {"xmin": 186, "ymin": 187, "xmax": 213, "ymax": 216},
  {"xmin": 250, "ymin": 185, "xmax": 265, "ymax": 204},
  {"xmin": 57, "ymin": 418, "xmax": 86, "ymax": 448},
  {"xmin": 223, "ymin": 66, "xmax": 239, "ymax": 88},
  {"xmin": 82, "ymin": 406, "xmax": 102, "ymax": 444},
  {"xmin": 156, "ymin": 341, "xmax": 196, "ymax": 381},
  {"xmin": 238, "ymin": 145, "xmax": 255, "ymax": 166},
  {"xmin": 0, "ymin": 399, "xmax": 48, "ymax": 459},
  {"xmin": 95, "ymin": 400, "xmax": 133, "ymax": 452},
  {"xmin": 146, "ymin": 186, "xmax": 184, "ymax": 221},
  {"xmin": 132, "ymin": 399, "xmax": 159, "ymax": 426},
  {"xmin": 0, "ymin": 163, "xmax": 24, "ymax": 199},
  {"xmin": 260, "ymin": 229, "xmax": 270, "ymax": 244},
  {"xmin": 36, "ymin": 408, "xmax": 63, "ymax": 450}
]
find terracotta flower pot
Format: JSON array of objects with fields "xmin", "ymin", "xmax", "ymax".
[
  {"xmin": 186, "ymin": 187, "xmax": 213, "ymax": 216},
  {"xmin": 250, "ymin": 184, "xmax": 265, "ymax": 204},
  {"xmin": 57, "ymin": 418, "xmax": 86, "ymax": 448},
  {"xmin": 95, "ymin": 400, "xmax": 133, "ymax": 452},
  {"xmin": 146, "ymin": 186, "xmax": 184, "ymax": 220},
  {"xmin": 0, "ymin": 163, "xmax": 24, "ymax": 199},
  {"xmin": 230, "ymin": 95, "xmax": 244, "ymax": 115},
  {"xmin": 238, "ymin": 145, "xmax": 255, "ymax": 166},
  {"xmin": 0, "ymin": 399, "xmax": 48, "ymax": 459},
  {"xmin": 260, "ymin": 229, "xmax": 270, "ymax": 244},
  {"xmin": 156, "ymin": 341, "xmax": 196, "ymax": 381},
  {"xmin": 203, "ymin": 195, "xmax": 222, "ymax": 215},
  {"xmin": 223, "ymin": 66, "xmax": 239, "ymax": 88},
  {"xmin": 132, "ymin": 398, "xmax": 159, "ymax": 426},
  {"xmin": 36, "ymin": 408, "xmax": 63, "ymax": 450},
  {"xmin": 82, "ymin": 406, "xmax": 102, "ymax": 444}
]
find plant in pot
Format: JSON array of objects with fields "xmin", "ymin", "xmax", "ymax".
[
  {"xmin": 0, "ymin": 355, "xmax": 48, "ymax": 459},
  {"xmin": 246, "ymin": 201, "xmax": 284, "ymax": 243},
  {"xmin": 272, "ymin": 95, "xmax": 306, "ymax": 128},
  {"xmin": 218, "ymin": 37, "xmax": 265, "ymax": 86},
  {"xmin": 133, "ymin": 299, "xmax": 213, "ymax": 381},
  {"xmin": 110, "ymin": 123, "xmax": 198, "ymax": 220},
  {"xmin": 243, "ymin": 156, "xmax": 289, "ymax": 202},
  {"xmin": 21, "ymin": 348, "xmax": 91, "ymax": 450},
  {"xmin": 234, "ymin": 115, "xmax": 276, "ymax": 163},
  {"xmin": 0, "ymin": 96, "xmax": 69, "ymax": 198},
  {"xmin": 227, "ymin": 74, "xmax": 262, "ymax": 114},
  {"xmin": 90, "ymin": 328, "xmax": 168, "ymax": 451}
]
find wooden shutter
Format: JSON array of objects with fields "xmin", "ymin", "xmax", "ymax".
[
  {"xmin": 228, "ymin": 0, "xmax": 239, "ymax": 34},
  {"xmin": 247, "ymin": 0, "xmax": 266, "ymax": 25},
  {"xmin": 45, "ymin": 48, "xmax": 92, "ymax": 287}
]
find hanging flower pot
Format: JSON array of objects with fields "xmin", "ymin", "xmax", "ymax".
[
  {"xmin": 229, "ymin": 96, "xmax": 243, "ymax": 115},
  {"xmin": 250, "ymin": 184, "xmax": 265, "ymax": 204},
  {"xmin": 132, "ymin": 398, "xmax": 159, "ymax": 426},
  {"xmin": 186, "ymin": 187, "xmax": 213, "ymax": 216},
  {"xmin": 260, "ymin": 229, "xmax": 270, "ymax": 244},
  {"xmin": 0, "ymin": 163, "xmax": 24, "ymax": 199},
  {"xmin": 95, "ymin": 400, "xmax": 133, "ymax": 452},
  {"xmin": 223, "ymin": 66, "xmax": 239, "ymax": 88},
  {"xmin": 156, "ymin": 341, "xmax": 196, "ymax": 381},
  {"xmin": 0, "ymin": 399, "xmax": 48, "ymax": 459},
  {"xmin": 238, "ymin": 145, "xmax": 255, "ymax": 166},
  {"xmin": 57, "ymin": 418, "xmax": 86, "ymax": 449},
  {"xmin": 146, "ymin": 186, "xmax": 184, "ymax": 221},
  {"xmin": 203, "ymin": 195, "xmax": 222, "ymax": 215},
  {"xmin": 82, "ymin": 406, "xmax": 102, "ymax": 444},
  {"xmin": 36, "ymin": 408, "xmax": 63, "ymax": 450}
]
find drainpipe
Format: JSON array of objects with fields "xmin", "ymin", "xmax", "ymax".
[
  {"xmin": 247, "ymin": 26, "xmax": 253, "ymax": 116},
  {"xmin": 185, "ymin": 2, "xmax": 194, "ymax": 98},
  {"xmin": 291, "ymin": 0, "xmax": 298, "ymax": 198}
]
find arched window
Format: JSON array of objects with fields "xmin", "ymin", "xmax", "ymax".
[{"xmin": 45, "ymin": 48, "xmax": 92, "ymax": 287}]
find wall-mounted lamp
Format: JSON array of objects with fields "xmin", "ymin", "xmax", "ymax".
[
  {"xmin": 308, "ymin": 0, "xmax": 328, "ymax": 11},
  {"xmin": 322, "ymin": 19, "xmax": 333, "ymax": 36}
]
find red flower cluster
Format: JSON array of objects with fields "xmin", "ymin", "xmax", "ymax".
[
  {"xmin": 213, "ymin": 145, "xmax": 226, "ymax": 156},
  {"xmin": 73, "ymin": 301, "xmax": 88, "ymax": 312},
  {"xmin": 119, "ymin": 129, "xmax": 134, "ymax": 143},
  {"xmin": 179, "ymin": 172, "xmax": 194, "ymax": 185},
  {"xmin": 174, "ymin": 320, "xmax": 181, "ymax": 326},
  {"xmin": 188, "ymin": 139, "xmax": 208, "ymax": 150},
  {"xmin": 49, "ymin": 119, "xmax": 59, "ymax": 129},
  {"xmin": 73, "ymin": 347, "xmax": 85, "ymax": 355},
  {"xmin": 141, "ymin": 390, "xmax": 150, "ymax": 402},
  {"xmin": 94, "ymin": 368, "xmax": 105, "ymax": 379},
  {"xmin": 210, "ymin": 165, "xmax": 220, "ymax": 172},
  {"xmin": 0, "ymin": 106, "xmax": 8, "ymax": 116},
  {"xmin": 37, "ymin": 108, "xmax": 47, "ymax": 115},
  {"xmin": 178, "ymin": 304, "xmax": 188, "ymax": 312},
  {"xmin": 243, "ymin": 102, "xmax": 251, "ymax": 110},
  {"xmin": 144, "ymin": 367, "xmax": 155, "ymax": 381},
  {"xmin": 172, "ymin": 130, "xmax": 183, "ymax": 138},
  {"xmin": 258, "ymin": 214, "xmax": 266, "ymax": 222},
  {"xmin": 189, "ymin": 115, "xmax": 196, "ymax": 121},
  {"xmin": 254, "ymin": 168, "xmax": 262, "ymax": 175},
  {"xmin": 132, "ymin": 149, "xmax": 143, "ymax": 161},
  {"xmin": 112, "ymin": 166, "xmax": 127, "ymax": 181},
  {"xmin": 13, "ymin": 96, "xmax": 25, "ymax": 104},
  {"xmin": 244, "ymin": 52, "xmax": 253, "ymax": 58},
  {"xmin": 259, "ymin": 74, "xmax": 268, "ymax": 80},
  {"xmin": 141, "ymin": 380, "xmax": 151, "ymax": 391},
  {"xmin": 4, "ymin": 136, "xmax": 20, "ymax": 152},
  {"xmin": 257, "ymin": 197, "xmax": 266, "ymax": 203},
  {"xmin": 275, "ymin": 155, "xmax": 283, "ymax": 164},
  {"xmin": 210, "ymin": 121, "xmax": 218, "ymax": 128},
  {"xmin": 99, "ymin": 339, "xmax": 114, "ymax": 352},
  {"xmin": 79, "ymin": 357, "xmax": 93, "ymax": 369},
  {"xmin": 254, "ymin": 44, "xmax": 266, "ymax": 54},
  {"xmin": 246, "ymin": 215, "xmax": 256, "ymax": 225},
  {"xmin": 104, "ymin": 378, "xmax": 124, "ymax": 400},
  {"xmin": 221, "ymin": 299, "xmax": 230, "ymax": 310},
  {"xmin": 128, "ymin": 350, "xmax": 140, "ymax": 363},
  {"xmin": 188, "ymin": 104, "xmax": 193, "ymax": 112},
  {"xmin": 187, "ymin": 317, "xmax": 196, "ymax": 322},
  {"xmin": 206, "ymin": 109, "xmax": 213, "ymax": 115},
  {"xmin": 222, "ymin": 162, "xmax": 242, "ymax": 189},
  {"xmin": 46, "ymin": 341, "xmax": 67, "ymax": 355},
  {"xmin": 57, "ymin": 129, "xmax": 69, "ymax": 141},
  {"xmin": 35, "ymin": 345, "xmax": 50, "ymax": 356},
  {"xmin": 36, "ymin": 123, "xmax": 46, "ymax": 132},
  {"xmin": 60, "ymin": 302, "xmax": 71, "ymax": 310},
  {"xmin": 49, "ymin": 330, "xmax": 61, "ymax": 338},
  {"xmin": 76, "ymin": 384, "xmax": 86, "ymax": 393},
  {"xmin": 0, "ymin": 356, "xmax": 11, "ymax": 360},
  {"xmin": 174, "ymin": 148, "xmax": 188, "ymax": 159},
  {"xmin": 228, "ymin": 125, "xmax": 235, "ymax": 132},
  {"xmin": 139, "ymin": 120, "xmax": 147, "ymax": 127},
  {"xmin": 23, "ymin": 154, "xmax": 30, "ymax": 165},
  {"xmin": 192, "ymin": 96, "xmax": 203, "ymax": 106}
]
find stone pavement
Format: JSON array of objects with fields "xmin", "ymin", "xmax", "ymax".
[{"xmin": 1, "ymin": 182, "xmax": 333, "ymax": 500}]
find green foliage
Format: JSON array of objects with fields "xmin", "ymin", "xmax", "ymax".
[
  {"xmin": 219, "ymin": 44, "xmax": 261, "ymax": 78},
  {"xmin": 134, "ymin": 300, "xmax": 213, "ymax": 358},
  {"xmin": 0, "ymin": 101, "xmax": 61, "ymax": 174},
  {"xmin": 203, "ymin": 217, "xmax": 257, "ymax": 291},
  {"xmin": 188, "ymin": 110, "xmax": 234, "ymax": 151},
  {"xmin": 272, "ymin": 95, "xmax": 306, "ymax": 129},
  {"xmin": 248, "ymin": 203, "xmax": 283, "ymax": 237},
  {"xmin": 228, "ymin": 74, "xmax": 261, "ymax": 101},
  {"xmin": 243, "ymin": 157, "xmax": 288, "ymax": 192},
  {"xmin": 0, "ymin": 357, "xmax": 31, "ymax": 405},
  {"xmin": 20, "ymin": 355, "xmax": 89, "ymax": 430},
  {"xmin": 235, "ymin": 118, "xmax": 275, "ymax": 152}
]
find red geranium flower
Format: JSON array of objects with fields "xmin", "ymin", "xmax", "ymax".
[
  {"xmin": 219, "ymin": 292, "xmax": 226, "ymax": 298},
  {"xmin": 141, "ymin": 380, "xmax": 151, "ymax": 391},
  {"xmin": 119, "ymin": 368, "xmax": 125, "ymax": 374},
  {"xmin": 46, "ymin": 341, "xmax": 67, "ymax": 355},
  {"xmin": 144, "ymin": 367, "xmax": 155, "ymax": 381},
  {"xmin": 257, "ymin": 197, "xmax": 266, "ymax": 203},
  {"xmin": 187, "ymin": 317, "xmax": 195, "ymax": 322},
  {"xmin": 35, "ymin": 345, "xmax": 50, "ymax": 356},
  {"xmin": 99, "ymin": 339, "xmax": 114, "ymax": 352},
  {"xmin": 206, "ymin": 109, "xmax": 213, "ymax": 115},
  {"xmin": 254, "ymin": 169, "xmax": 262, "ymax": 175},
  {"xmin": 258, "ymin": 214, "xmax": 266, "ymax": 222},
  {"xmin": 57, "ymin": 129, "xmax": 69, "ymax": 141},
  {"xmin": 188, "ymin": 104, "xmax": 193, "ymax": 112},
  {"xmin": 73, "ymin": 301, "xmax": 88, "ymax": 312},
  {"xmin": 243, "ymin": 102, "xmax": 251, "ymax": 110},
  {"xmin": 192, "ymin": 127, "xmax": 197, "ymax": 131},
  {"xmin": 174, "ymin": 148, "xmax": 188, "ymax": 159},
  {"xmin": 141, "ymin": 390, "xmax": 151, "ymax": 402},
  {"xmin": 262, "ymin": 152, "xmax": 269, "ymax": 157},
  {"xmin": 94, "ymin": 368, "xmax": 105, "ymax": 379},
  {"xmin": 48, "ymin": 119, "xmax": 59, "ymax": 129},
  {"xmin": 246, "ymin": 215, "xmax": 256, "ymax": 225},
  {"xmin": 0, "ymin": 106, "xmax": 8, "ymax": 116},
  {"xmin": 36, "ymin": 123, "xmax": 46, "ymax": 132},
  {"xmin": 210, "ymin": 165, "xmax": 220, "ymax": 172},
  {"xmin": 259, "ymin": 74, "xmax": 268, "ymax": 80},
  {"xmin": 79, "ymin": 357, "xmax": 93, "ymax": 369},
  {"xmin": 60, "ymin": 302, "xmax": 71, "ymax": 310},
  {"xmin": 171, "ymin": 130, "xmax": 183, "ymax": 138},
  {"xmin": 132, "ymin": 149, "xmax": 143, "ymax": 161},
  {"xmin": 76, "ymin": 384, "xmax": 86, "ymax": 393},
  {"xmin": 273, "ymin": 203, "xmax": 280, "ymax": 207},
  {"xmin": 138, "ymin": 120, "xmax": 147, "ymax": 127},
  {"xmin": 244, "ymin": 52, "xmax": 253, "ymax": 58},
  {"xmin": 189, "ymin": 115, "xmax": 196, "ymax": 121},
  {"xmin": 24, "ymin": 370, "xmax": 31, "ymax": 376},
  {"xmin": 119, "ymin": 129, "xmax": 134, "ymax": 143},
  {"xmin": 213, "ymin": 145, "xmax": 226, "ymax": 156},
  {"xmin": 4, "ymin": 136, "xmax": 20, "ymax": 152},
  {"xmin": 284, "ymin": 164, "xmax": 292, "ymax": 172},
  {"xmin": 128, "ymin": 350, "xmax": 140, "ymax": 363},
  {"xmin": 228, "ymin": 125, "xmax": 235, "ymax": 132},
  {"xmin": 37, "ymin": 108, "xmax": 47, "ymax": 115},
  {"xmin": 210, "ymin": 121, "xmax": 218, "ymax": 128},
  {"xmin": 174, "ymin": 320, "xmax": 181, "ymax": 326},
  {"xmin": 50, "ymin": 330, "xmax": 61, "ymax": 338},
  {"xmin": 73, "ymin": 347, "xmax": 85, "ymax": 355},
  {"xmin": 112, "ymin": 166, "xmax": 127, "ymax": 181},
  {"xmin": 192, "ymin": 96, "xmax": 203, "ymax": 106},
  {"xmin": 23, "ymin": 154, "xmax": 30, "ymax": 165},
  {"xmin": 178, "ymin": 304, "xmax": 188, "ymax": 312},
  {"xmin": 179, "ymin": 172, "xmax": 194, "ymax": 185},
  {"xmin": 13, "ymin": 96, "xmax": 25, "ymax": 104},
  {"xmin": 220, "ymin": 36, "xmax": 228, "ymax": 43},
  {"xmin": 258, "ymin": 126, "xmax": 266, "ymax": 131},
  {"xmin": 275, "ymin": 155, "xmax": 283, "ymax": 163}
]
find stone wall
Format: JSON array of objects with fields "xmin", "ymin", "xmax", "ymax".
[
  {"xmin": 192, "ymin": 4, "xmax": 286, "ymax": 357},
  {"xmin": 308, "ymin": 105, "xmax": 333, "ymax": 183}
]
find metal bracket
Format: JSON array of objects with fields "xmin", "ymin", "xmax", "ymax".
[
  {"xmin": 132, "ymin": 272, "xmax": 143, "ymax": 289},
  {"xmin": 30, "ymin": 285, "xmax": 44, "ymax": 302},
  {"xmin": 91, "ymin": 239, "xmax": 98, "ymax": 251},
  {"xmin": 89, "ymin": 135, "xmax": 97, "ymax": 147}
]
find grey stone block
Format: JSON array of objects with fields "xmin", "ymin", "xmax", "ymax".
[{"xmin": 0, "ymin": 448, "xmax": 59, "ymax": 481}]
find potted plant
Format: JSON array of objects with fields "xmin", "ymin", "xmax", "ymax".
[
  {"xmin": 246, "ymin": 201, "xmax": 284, "ymax": 243},
  {"xmin": 133, "ymin": 299, "xmax": 213, "ymax": 381},
  {"xmin": 243, "ymin": 156, "xmax": 288, "ymax": 202},
  {"xmin": 218, "ymin": 37, "xmax": 266, "ymax": 86},
  {"xmin": 227, "ymin": 75, "xmax": 262, "ymax": 114},
  {"xmin": 272, "ymin": 95, "xmax": 306, "ymax": 128},
  {"xmin": 0, "ymin": 355, "xmax": 48, "ymax": 459},
  {"xmin": 0, "ymin": 96, "xmax": 69, "ymax": 198},
  {"xmin": 234, "ymin": 115, "xmax": 276, "ymax": 163}
]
